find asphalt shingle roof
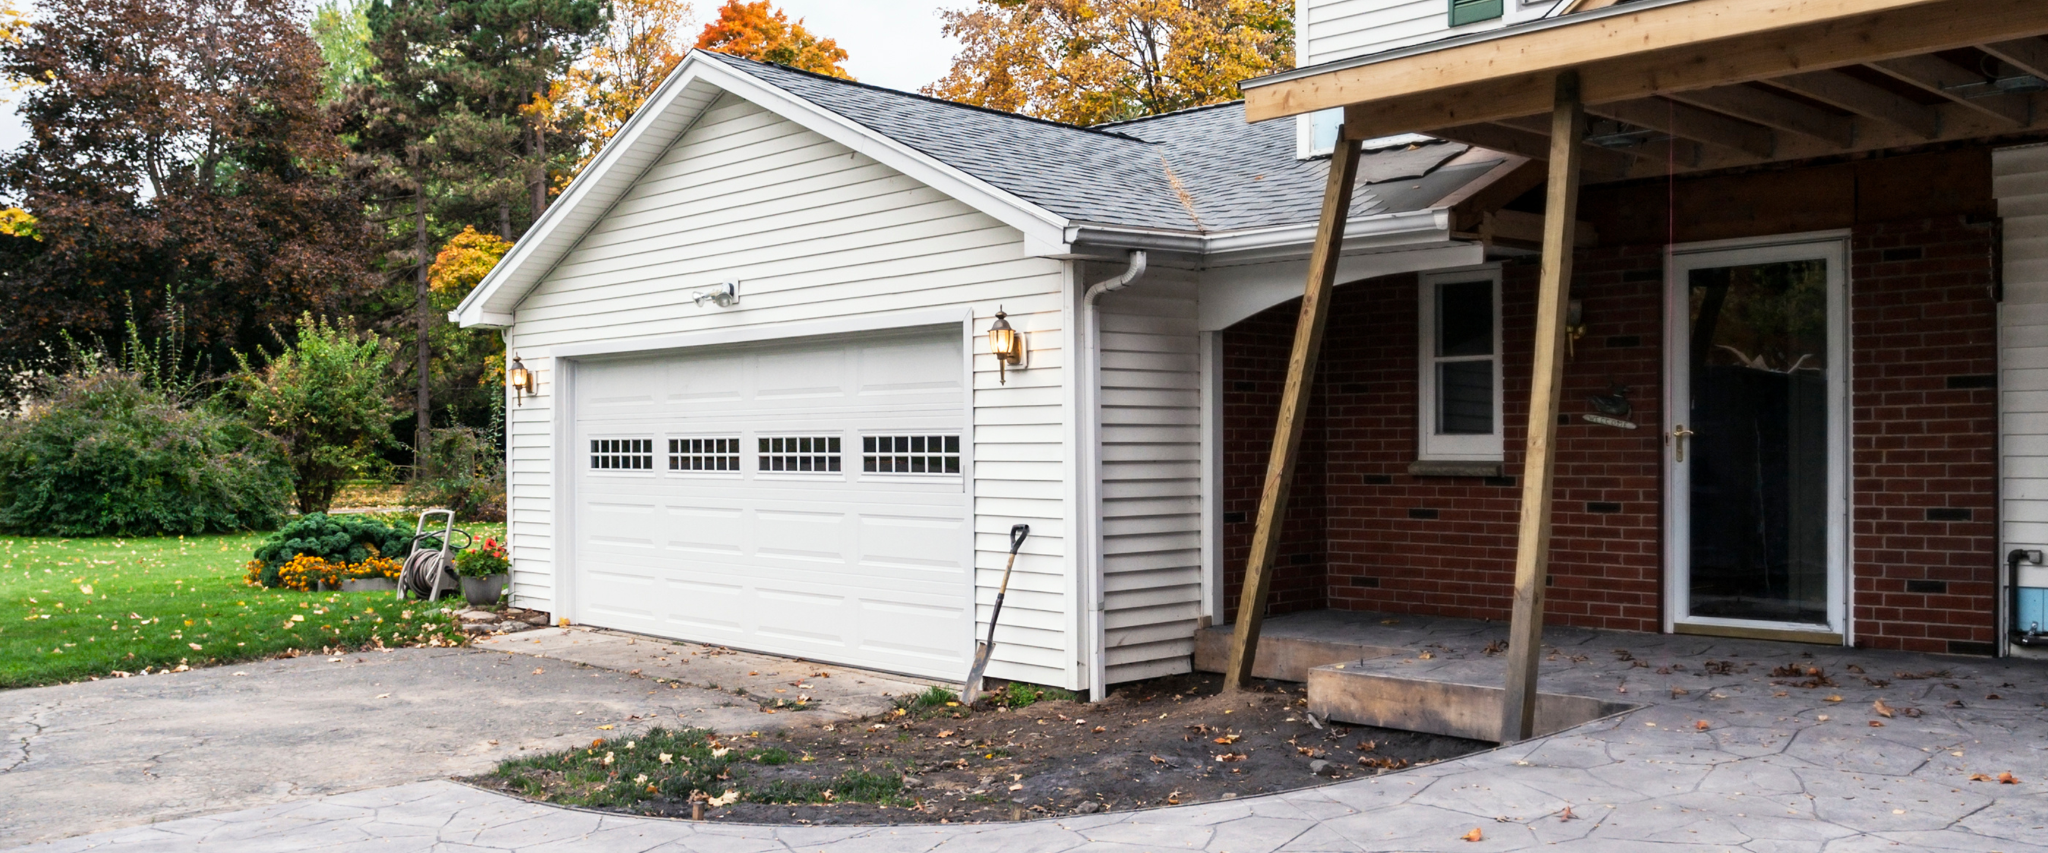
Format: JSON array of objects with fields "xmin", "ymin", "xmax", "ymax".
[{"xmin": 705, "ymin": 53, "xmax": 1499, "ymax": 235}]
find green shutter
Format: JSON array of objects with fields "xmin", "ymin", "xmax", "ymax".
[{"xmin": 1450, "ymin": 0, "xmax": 1504, "ymax": 26}]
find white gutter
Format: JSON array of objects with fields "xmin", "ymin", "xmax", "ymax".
[
  {"xmin": 1079, "ymin": 249, "xmax": 1147, "ymax": 701},
  {"xmin": 1064, "ymin": 208, "xmax": 1453, "ymax": 258}
]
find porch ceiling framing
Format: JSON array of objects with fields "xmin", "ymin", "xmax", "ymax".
[
  {"xmin": 1241, "ymin": 0, "xmax": 2048, "ymax": 184},
  {"xmin": 1222, "ymin": 0, "xmax": 2048, "ymax": 739}
]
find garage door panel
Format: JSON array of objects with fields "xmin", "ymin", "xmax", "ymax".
[{"xmin": 572, "ymin": 327, "xmax": 970, "ymax": 679}]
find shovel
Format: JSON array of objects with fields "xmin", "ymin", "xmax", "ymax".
[{"xmin": 962, "ymin": 523, "xmax": 1029, "ymax": 704}]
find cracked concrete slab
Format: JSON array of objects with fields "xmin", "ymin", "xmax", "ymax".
[
  {"xmin": 7, "ymin": 621, "xmax": 2048, "ymax": 852},
  {"xmin": 0, "ymin": 646, "xmax": 857, "ymax": 846}
]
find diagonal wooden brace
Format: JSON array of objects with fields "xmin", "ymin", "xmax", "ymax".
[{"xmin": 1223, "ymin": 130, "xmax": 1365, "ymax": 690}]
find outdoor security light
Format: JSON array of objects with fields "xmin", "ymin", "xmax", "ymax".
[
  {"xmin": 508, "ymin": 355, "xmax": 536, "ymax": 406},
  {"xmin": 988, "ymin": 308, "xmax": 1024, "ymax": 384}
]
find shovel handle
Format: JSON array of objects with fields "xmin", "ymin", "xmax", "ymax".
[{"xmin": 1009, "ymin": 523, "xmax": 1030, "ymax": 555}]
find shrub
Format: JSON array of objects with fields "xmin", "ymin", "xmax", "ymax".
[
  {"xmin": 249, "ymin": 512, "xmax": 412, "ymax": 588},
  {"xmin": 234, "ymin": 315, "xmax": 396, "ymax": 514},
  {"xmin": 0, "ymin": 370, "xmax": 292, "ymax": 536},
  {"xmin": 405, "ymin": 425, "xmax": 505, "ymax": 522},
  {"xmin": 452, "ymin": 537, "xmax": 509, "ymax": 577}
]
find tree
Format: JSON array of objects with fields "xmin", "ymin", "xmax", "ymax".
[
  {"xmin": 234, "ymin": 314, "xmax": 398, "ymax": 515},
  {"xmin": 694, "ymin": 0, "xmax": 850, "ymax": 79},
  {"xmin": 0, "ymin": 0, "xmax": 377, "ymax": 401},
  {"xmin": 310, "ymin": 0, "xmax": 371, "ymax": 102},
  {"xmin": 427, "ymin": 226, "xmax": 511, "ymax": 425},
  {"xmin": 557, "ymin": 0, "xmax": 696, "ymax": 165},
  {"xmin": 342, "ymin": 0, "xmax": 603, "ymax": 463},
  {"xmin": 925, "ymin": 0, "xmax": 1292, "ymax": 126}
]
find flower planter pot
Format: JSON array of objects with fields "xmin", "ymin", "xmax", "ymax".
[
  {"xmin": 461, "ymin": 574, "xmax": 508, "ymax": 608},
  {"xmin": 342, "ymin": 577, "xmax": 399, "ymax": 593}
]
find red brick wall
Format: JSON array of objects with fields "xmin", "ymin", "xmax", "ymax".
[
  {"xmin": 1220, "ymin": 216, "xmax": 1998, "ymax": 654},
  {"xmin": 1849, "ymin": 217, "xmax": 2000, "ymax": 655}
]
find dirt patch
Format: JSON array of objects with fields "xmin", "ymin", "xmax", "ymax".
[{"xmin": 472, "ymin": 673, "xmax": 1489, "ymax": 825}]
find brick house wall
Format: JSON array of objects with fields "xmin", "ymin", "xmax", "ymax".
[{"xmin": 1221, "ymin": 208, "xmax": 1999, "ymax": 655}]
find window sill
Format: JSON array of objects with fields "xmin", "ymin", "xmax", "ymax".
[{"xmin": 1407, "ymin": 460, "xmax": 1504, "ymax": 478}]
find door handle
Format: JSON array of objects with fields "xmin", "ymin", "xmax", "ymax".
[{"xmin": 1671, "ymin": 424, "xmax": 1695, "ymax": 463}]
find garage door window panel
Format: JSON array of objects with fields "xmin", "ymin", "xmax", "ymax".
[
  {"xmin": 758, "ymin": 435, "xmax": 843, "ymax": 474},
  {"xmin": 590, "ymin": 438, "xmax": 655, "ymax": 471},
  {"xmin": 862, "ymin": 435, "xmax": 961, "ymax": 476},
  {"xmin": 669, "ymin": 437, "xmax": 742, "ymax": 474}
]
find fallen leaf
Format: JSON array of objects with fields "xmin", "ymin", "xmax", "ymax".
[
  {"xmin": 2000, "ymin": 772, "xmax": 2021, "ymax": 785},
  {"xmin": 375, "ymin": 693, "xmax": 390, "ymax": 699},
  {"xmin": 1694, "ymin": 720, "xmax": 1711, "ymax": 731},
  {"xmin": 707, "ymin": 790, "xmax": 738, "ymax": 807},
  {"xmin": 1092, "ymin": 726, "xmax": 1105, "ymax": 733},
  {"xmin": 1872, "ymin": 699, "xmax": 1895, "ymax": 718},
  {"xmin": 533, "ymin": 668, "xmax": 544, "ymax": 675},
  {"xmin": 1150, "ymin": 754, "xmax": 1167, "ymax": 764},
  {"xmin": 659, "ymin": 753, "xmax": 673, "ymax": 764},
  {"xmin": 1215, "ymin": 752, "xmax": 1247, "ymax": 762},
  {"xmin": 1970, "ymin": 773, "xmax": 1994, "ymax": 782},
  {"xmin": 1868, "ymin": 720, "xmax": 1885, "ymax": 728},
  {"xmin": 1214, "ymin": 734, "xmax": 1240, "ymax": 744},
  {"xmin": 1462, "ymin": 828, "xmax": 1484, "ymax": 842},
  {"xmin": 1817, "ymin": 715, "xmax": 1830, "ymax": 721},
  {"xmin": 1559, "ymin": 805, "xmax": 1575, "ymax": 821},
  {"xmin": 937, "ymin": 730, "xmax": 956, "ymax": 738},
  {"xmin": 598, "ymin": 725, "xmax": 615, "ymax": 730},
  {"xmin": 1825, "ymin": 695, "xmax": 1843, "ymax": 703}
]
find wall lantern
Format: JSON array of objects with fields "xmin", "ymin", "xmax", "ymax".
[
  {"xmin": 1565, "ymin": 298, "xmax": 1587, "ymax": 359},
  {"xmin": 508, "ymin": 355, "xmax": 537, "ymax": 405},
  {"xmin": 988, "ymin": 308, "xmax": 1025, "ymax": 384}
]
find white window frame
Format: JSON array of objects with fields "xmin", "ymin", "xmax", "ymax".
[
  {"xmin": 665, "ymin": 435, "xmax": 743, "ymax": 478},
  {"xmin": 753, "ymin": 433, "xmax": 846, "ymax": 479},
  {"xmin": 587, "ymin": 436, "xmax": 657, "ymax": 474},
  {"xmin": 857, "ymin": 432, "xmax": 963, "ymax": 482},
  {"xmin": 1417, "ymin": 267, "xmax": 1505, "ymax": 461}
]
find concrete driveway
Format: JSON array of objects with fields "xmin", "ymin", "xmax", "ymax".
[{"xmin": 0, "ymin": 634, "xmax": 931, "ymax": 847}]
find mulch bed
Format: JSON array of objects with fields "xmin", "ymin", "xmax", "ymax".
[{"xmin": 473, "ymin": 672, "xmax": 1489, "ymax": 825}]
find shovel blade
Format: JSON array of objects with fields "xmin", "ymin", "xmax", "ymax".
[{"xmin": 961, "ymin": 641, "xmax": 994, "ymax": 704}]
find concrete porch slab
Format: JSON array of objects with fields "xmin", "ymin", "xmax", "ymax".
[{"xmin": 1307, "ymin": 663, "xmax": 1636, "ymax": 742}]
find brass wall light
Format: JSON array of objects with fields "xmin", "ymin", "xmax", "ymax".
[
  {"xmin": 988, "ymin": 308, "xmax": 1025, "ymax": 384},
  {"xmin": 1565, "ymin": 299, "xmax": 1587, "ymax": 359},
  {"xmin": 508, "ymin": 355, "xmax": 537, "ymax": 405}
]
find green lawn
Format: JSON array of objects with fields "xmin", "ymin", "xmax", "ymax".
[{"xmin": 0, "ymin": 528, "xmax": 493, "ymax": 689}]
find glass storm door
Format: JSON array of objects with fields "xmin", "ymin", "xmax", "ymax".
[{"xmin": 1666, "ymin": 238, "xmax": 1848, "ymax": 638}]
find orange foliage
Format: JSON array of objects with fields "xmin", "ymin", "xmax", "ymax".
[{"xmin": 693, "ymin": 0, "xmax": 851, "ymax": 79}]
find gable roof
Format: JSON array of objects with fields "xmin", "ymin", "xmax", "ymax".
[{"xmin": 454, "ymin": 51, "xmax": 1506, "ymax": 327}]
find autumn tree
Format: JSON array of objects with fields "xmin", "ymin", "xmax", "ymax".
[
  {"xmin": 926, "ymin": 0, "xmax": 1291, "ymax": 126},
  {"xmin": 556, "ymin": 0, "xmax": 696, "ymax": 164},
  {"xmin": 0, "ymin": 0, "xmax": 376, "ymax": 400},
  {"xmin": 342, "ymin": 0, "xmax": 602, "ymax": 460},
  {"xmin": 425, "ymin": 226, "xmax": 511, "ymax": 425},
  {"xmin": 694, "ymin": 0, "xmax": 850, "ymax": 79}
]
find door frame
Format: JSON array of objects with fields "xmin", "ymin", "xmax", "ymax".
[{"xmin": 1662, "ymin": 231, "xmax": 1852, "ymax": 643}]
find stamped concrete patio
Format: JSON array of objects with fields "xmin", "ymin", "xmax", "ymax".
[{"xmin": 8, "ymin": 617, "xmax": 2048, "ymax": 852}]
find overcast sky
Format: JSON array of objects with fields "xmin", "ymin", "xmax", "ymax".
[{"xmin": 0, "ymin": 0, "xmax": 960, "ymax": 168}]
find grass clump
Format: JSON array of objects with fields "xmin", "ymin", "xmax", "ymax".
[
  {"xmin": 486, "ymin": 727, "xmax": 908, "ymax": 809},
  {"xmin": 0, "ymin": 531, "xmax": 465, "ymax": 688},
  {"xmin": 992, "ymin": 681, "xmax": 1076, "ymax": 709}
]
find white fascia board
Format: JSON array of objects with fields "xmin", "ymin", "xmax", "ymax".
[
  {"xmin": 1065, "ymin": 208, "xmax": 1452, "ymax": 261},
  {"xmin": 455, "ymin": 52, "xmax": 1074, "ymax": 329}
]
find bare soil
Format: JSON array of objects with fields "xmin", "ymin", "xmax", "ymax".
[{"xmin": 476, "ymin": 672, "xmax": 1489, "ymax": 825}]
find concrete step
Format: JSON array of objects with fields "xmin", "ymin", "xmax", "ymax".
[{"xmin": 1307, "ymin": 661, "xmax": 1637, "ymax": 743}]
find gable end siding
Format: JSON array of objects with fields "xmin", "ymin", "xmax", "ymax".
[{"xmin": 505, "ymin": 93, "xmax": 1076, "ymax": 689}]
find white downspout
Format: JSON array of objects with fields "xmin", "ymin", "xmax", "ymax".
[{"xmin": 1080, "ymin": 250, "xmax": 1147, "ymax": 701}]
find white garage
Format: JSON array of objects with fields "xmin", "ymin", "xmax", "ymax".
[{"xmin": 569, "ymin": 326, "xmax": 973, "ymax": 679}]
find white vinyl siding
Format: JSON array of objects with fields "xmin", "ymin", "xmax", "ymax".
[
  {"xmin": 1094, "ymin": 263, "xmax": 1205, "ymax": 683},
  {"xmin": 505, "ymin": 92, "xmax": 1075, "ymax": 688},
  {"xmin": 1996, "ymin": 145, "xmax": 2048, "ymax": 563},
  {"xmin": 1298, "ymin": 0, "xmax": 1559, "ymax": 69}
]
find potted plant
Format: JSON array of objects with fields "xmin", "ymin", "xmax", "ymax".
[
  {"xmin": 341, "ymin": 556, "xmax": 402, "ymax": 593},
  {"xmin": 453, "ymin": 537, "xmax": 511, "ymax": 607}
]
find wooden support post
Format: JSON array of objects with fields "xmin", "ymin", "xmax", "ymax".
[
  {"xmin": 1500, "ymin": 71, "xmax": 1585, "ymax": 742},
  {"xmin": 1223, "ymin": 129, "xmax": 1365, "ymax": 690}
]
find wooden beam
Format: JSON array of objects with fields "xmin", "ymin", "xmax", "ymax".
[
  {"xmin": 1222, "ymin": 131, "xmax": 1363, "ymax": 691},
  {"xmin": 1500, "ymin": 71, "xmax": 1584, "ymax": 745},
  {"xmin": 1982, "ymin": 38, "xmax": 2048, "ymax": 80},
  {"xmin": 1870, "ymin": 55, "xmax": 2032, "ymax": 126},
  {"xmin": 1770, "ymin": 71, "xmax": 1942, "ymax": 139},
  {"xmin": 1448, "ymin": 160, "xmax": 1546, "ymax": 234},
  {"xmin": 1249, "ymin": 0, "xmax": 2048, "ymax": 134},
  {"xmin": 1667, "ymin": 85, "xmax": 1856, "ymax": 149},
  {"xmin": 1587, "ymin": 98, "xmax": 1777, "ymax": 158}
]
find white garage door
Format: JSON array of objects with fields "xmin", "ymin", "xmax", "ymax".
[{"xmin": 570, "ymin": 327, "xmax": 971, "ymax": 678}]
